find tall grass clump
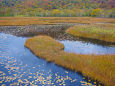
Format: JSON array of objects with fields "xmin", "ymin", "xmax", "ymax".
[
  {"xmin": 25, "ymin": 36, "xmax": 115, "ymax": 86},
  {"xmin": 66, "ymin": 24, "xmax": 115, "ymax": 42}
]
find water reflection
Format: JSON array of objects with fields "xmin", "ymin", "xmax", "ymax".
[{"xmin": 0, "ymin": 33, "xmax": 96, "ymax": 86}]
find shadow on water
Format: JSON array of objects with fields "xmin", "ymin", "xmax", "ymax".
[
  {"xmin": 0, "ymin": 24, "xmax": 115, "ymax": 46},
  {"xmin": 22, "ymin": 31, "xmax": 115, "ymax": 46}
]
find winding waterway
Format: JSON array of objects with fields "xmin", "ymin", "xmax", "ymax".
[
  {"xmin": 0, "ymin": 33, "xmax": 115, "ymax": 86},
  {"xmin": 0, "ymin": 33, "xmax": 96, "ymax": 86}
]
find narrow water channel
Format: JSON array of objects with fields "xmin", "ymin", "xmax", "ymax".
[
  {"xmin": 0, "ymin": 33, "xmax": 114, "ymax": 86},
  {"xmin": 58, "ymin": 40, "xmax": 115, "ymax": 55},
  {"xmin": 0, "ymin": 33, "xmax": 96, "ymax": 86}
]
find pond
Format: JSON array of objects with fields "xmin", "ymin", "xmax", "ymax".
[{"xmin": 0, "ymin": 33, "xmax": 97, "ymax": 86}]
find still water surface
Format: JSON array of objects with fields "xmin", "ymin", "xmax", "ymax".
[
  {"xmin": 0, "ymin": 33, "xmax": 96, "ymax": 86},
  {"xmin": 0, "ymin": 33, "xmax": 114, "ymax": 86},
  {"xmin": 59, "ymin": 40, "xmax": 115, "ymax": 55}
]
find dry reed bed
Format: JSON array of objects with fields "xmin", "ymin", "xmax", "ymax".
[
  {"xmin": 66, "ymin": 24, "xmax": 115, "ymax": 43},
  {"xmin": 0, "ymin": 17, "xmax": 115, "ymax": 26},
  {"xmin": 25, "ymin": 36, "xmax": 115, "ymax": 86}
]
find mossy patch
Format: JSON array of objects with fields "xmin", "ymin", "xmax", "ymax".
[{"xmin": 25, "ymin": 36, "xmax": 115, "ymax": 86}]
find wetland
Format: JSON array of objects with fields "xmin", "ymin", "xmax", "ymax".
[{"xmin": 0, "ymin": 17, "xmax": 115, "ymax": 86}]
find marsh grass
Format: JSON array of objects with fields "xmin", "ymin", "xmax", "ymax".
[
  {"xmin": 66, "ymin": 24, "xmax": 115, "ymax": 42},
  {"xmin": 0, "ymin": 17, "xmax": 115, "ymax": 26},
  {"xmin": 25, "ymin": 36, "xmax": 115, "ymax": 86}
]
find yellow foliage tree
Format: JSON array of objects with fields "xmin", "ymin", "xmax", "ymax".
[
  {"xmin": 51, "ymin": 9, "xmax": 62, "ymax": 16},
  {"xmin": 91, "ymin": 8, "xmax": 101, "ymax": 17}
]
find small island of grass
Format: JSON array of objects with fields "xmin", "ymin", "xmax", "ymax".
[
  {"xmin": 66, "ymin": 24, "xmax": 115, "ymax": 43},
  {"xmin": 25, "ymin": 36, "xmax": 115, "ymax": 86}
]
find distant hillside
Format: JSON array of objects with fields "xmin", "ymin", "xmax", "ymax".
[
  {"xmin": 0, "ymin": 0, "xmax": 115, "ymax": 17},
  {"xmin": 0, "ymin": 0, "xmax": 115, "ymax": 9}
]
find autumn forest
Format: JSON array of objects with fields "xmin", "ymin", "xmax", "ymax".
[{"xmin": 0, "ymin": 0, "xmax": 115, "ymax": 17}]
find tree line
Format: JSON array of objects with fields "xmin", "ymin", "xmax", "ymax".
[
  {"xmin": 0, "ymin": 7, "xmax": 115, "ymax": 18},
  {"xmin": 0, "ymin": 0, "xmax": 115, "ymax": 17}
]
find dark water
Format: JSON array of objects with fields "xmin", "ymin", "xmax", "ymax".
[
  {"xmin": 59, "ymin": 40, "xmax": 115, "ymax": 55},
  {"xmin": 0, "ymin": 33, "xmax": 97, "ymax": 86}
]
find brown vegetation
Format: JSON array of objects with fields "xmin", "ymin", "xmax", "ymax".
[
  {"xmin": 66, "ymin": 24, "xmax": 115, "ymax": 43},
  {"xmin": 0, "ymin": 17, "xmax": 115, "ymax": 26},
  {"xmin": 25, "ymin": 36, "xmax": 115, "ymax": 86}
]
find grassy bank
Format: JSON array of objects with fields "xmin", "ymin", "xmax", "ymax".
[
  {"xmin": 0, "ymin": 17, "xmax": 115, "ymax": 26},
  {"xmin": 25, "ymin": 36, "xmax": 115, "ymax": 86},
  {"xmin": 66, "ymin": 24, "xmax": 115, "ymax": 43}
]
